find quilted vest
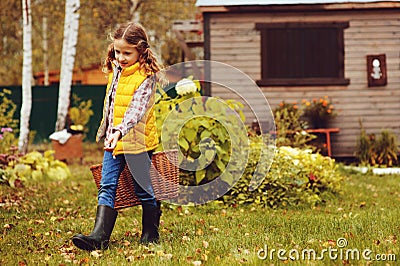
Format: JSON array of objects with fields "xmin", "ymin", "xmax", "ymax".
[{"xmin": 96, "ymin": 62, "xmax": 159, "ymax": 155}]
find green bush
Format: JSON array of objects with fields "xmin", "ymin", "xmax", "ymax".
[
  {"xmin": 155, "ymin": 78, "xmax": 248, "ymax": 186},
  {"xmin": 355, "ymin": 121, "xmax": 398, "ymax": 166},
  {"xmin": 0, "ymin": 89, "xmax": 19, "ymax": 153},
  {"xmin": 273, "ymin": 101, "xmax": 315, "ymax": 149},
  {"xmin": 0, "ymin": 128, "xmax": 17, "ymax": 154},
  {"xmin": 223, "ymin": 141, "xmax": 343, "ymax": 208},
  {"xmin": 68, "ymin": 93, "xmax": 94, "ymax": 134},
  {"xmin": 0, "ymin": 89, "xmax": 18, "ymax": 130},
  {"xmin": 0, "ymin": 151, "xmax": 71, "ymax": 187}
]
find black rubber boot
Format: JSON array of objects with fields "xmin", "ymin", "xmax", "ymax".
[
  {"xmin": 72, "ymin": 205, "xmax": 118, "ymax": 251},
  {"xmin": 155, "ymin": 201, "xmax": 162, "ymax": 227},
  {"xmin": 139, "ymin": 203, "xmax": 161, "ymax": 244}
]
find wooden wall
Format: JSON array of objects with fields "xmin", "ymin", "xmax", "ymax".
[{"xmin": 206, "ymin": 8, "xmax": 400, "ymax": 156}]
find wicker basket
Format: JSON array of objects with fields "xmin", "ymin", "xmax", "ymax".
[{"xmin": 91, "ymin": 150, "xmax": 179, "ymax": 209}]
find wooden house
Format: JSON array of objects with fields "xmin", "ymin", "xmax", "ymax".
[
  {"xmin": 34, "ymin": 64, "xmax": 107, "ymax": 85},
  {"xmin": 196, "ymin": 0, "xmax": 400, "ymax": 157}
]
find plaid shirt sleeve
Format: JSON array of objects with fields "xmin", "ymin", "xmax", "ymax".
[{"xmin": 112, "ymin": 76, "xmax": 155, "ymax": 137}]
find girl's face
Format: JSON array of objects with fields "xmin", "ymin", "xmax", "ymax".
[{"xmin": 113, "ymin": 39, "xmax": 140, "ymax": 69}]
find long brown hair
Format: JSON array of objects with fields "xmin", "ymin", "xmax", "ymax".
[{"xmin": 103, "ymin": 22, "xmax": 163, "ymax": 77}]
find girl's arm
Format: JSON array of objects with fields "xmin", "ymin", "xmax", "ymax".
[{"xmin": 112, "ymin": 76, "xmax": 156, "ymax": 138}]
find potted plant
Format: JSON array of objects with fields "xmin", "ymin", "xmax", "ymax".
[
  {"xmin": 50, "ymin": 94, "xmax": 93, "ymax": 163},
  {"xmin": 301, "ymin": 96, "xmax": 336, "ymax": 128},
  {"xmin": 67, "ymin": 94, "xmax": 94, "ymax": 135}
]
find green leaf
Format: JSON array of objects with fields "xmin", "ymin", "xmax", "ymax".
[
  {"xmin": 192, "ymin": 101, "xmax": 205, "ymax": 114},
  {"xmin": 183, "ymin": 127, "xmax": 197, "ymax": 143},
  {"xmin": 195, "ymin": 169, "xmax": 206, "ymax": 184},
  {"xmin": 179, "ymin": 138, "xmax": 189, "ymax": 151},
  {"xmin": 216, "ymin": 159, "xmax": 226, "ymax": 172},
  {"xmin": 31, "ymin": 170, "xmax": 43, "ymax": 181},
  {"xmin": 205, "ymin": 149, "xmax": 215, "ymax": 162},
  {"xmin": 200, "ymin": 130, "xmax": 212, "ymax": 139}
]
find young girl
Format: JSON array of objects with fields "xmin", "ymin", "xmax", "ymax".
[{"xmin": 72, "ymin": 22, "xmax": 164, "ymax": 251}]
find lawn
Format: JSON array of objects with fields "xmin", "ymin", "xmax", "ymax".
[{"xmin": 0, "ymin": 143, "xmax": 399, "ymax": 265}]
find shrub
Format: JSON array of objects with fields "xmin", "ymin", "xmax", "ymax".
[
  {"xmin": 68, "ymin": 93, "xmax": 94, "ymax": 134},
  {"xmin": 273, "ymin": 101, "xmax": 315, "ymax": 148},
  {"xmin": 0, "ymin": 89, "xmax": 19, "ymax": 153},
  {"xmin": 355, "ymin": 122, "xmax": 398, "ymax": 166},
  {"xmin": 223, "ymin": 141, "xmax": 343, "ymax": 208},
  {"xmin": 374, "ymin": 130, "xmax": 398, "ymax": 166},
  {"xmin": 0, "ymin": 128, "xmax": 17, "ymax": 154},
  {"xmin": 0, "ymin": 89, "xmax": 18, "ymax": 130},
  {"xmin": 0, "ymin": 151, "xmax": 71, "ymax": 187},
  {"xmin": 155, "ymin": 77, "xmax": 248, "ymax": 186}
]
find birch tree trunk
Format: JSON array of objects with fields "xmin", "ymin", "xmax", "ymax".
[
  {"xmin": 55, "ymin": 0, "xmax": 80, "ymax": 131},
  {"xmin": 18, "ymin": 0, "xmax": 33, "ymax": 154},
  {"xmin": 130, "ymin": 0, "xmax": 142, "ymax": 22},
  {"xmin": 43, "ymin": 16, "xmax": 49, "ymax": 86}
]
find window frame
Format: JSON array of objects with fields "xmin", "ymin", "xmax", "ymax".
[{"xmin": 255, "ymin": 22, "xmax": 350, "ymax": 86}]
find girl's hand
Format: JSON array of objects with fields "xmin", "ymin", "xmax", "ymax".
[{"xmin": 104, "ymin": 130, "xmax": 121, "ymax": 151}]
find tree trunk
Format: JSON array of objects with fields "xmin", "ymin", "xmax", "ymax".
[
  {"xmin": 43, "ymin": 16, "xmax": 49, "ymax": 86},
  {"xmin": 130, "ymin": 0, "xmax": 142, "ymax": 22},
  {"xmin": 55, "ymin": 0, "xmax": 80, "ymax": 131},
  {"xmin": 18, "ymin": 0, "xmax": 33, "ymax": 154}
]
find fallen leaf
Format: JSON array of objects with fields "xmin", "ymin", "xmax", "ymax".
[
  {"xmin": 196, "ymin": 228, "xmax": 203, "ymax": 236},
  {"xmin": 4, "ymin": 223, "xmax": 13, "ymax": 230},
  {"xmin": 162, "ymin": 253, "xmax": 173, "ymax": 260},
  {"xmin": 79, "ymin": 257, "xmax": 90, "ymax": 264},
  {"xmin": 209, "ymin": 226, "xmax": 219, "ymax": 232},
  {"xmin": 182, "ymin": 235, "xmax": 191, "ymax": 242},
  {"xmin": 90, "ymin": 250, "xmax": 101, "ymax": 258}
]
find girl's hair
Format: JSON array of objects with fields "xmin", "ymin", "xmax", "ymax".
[{"xmin": 103, "ymin": 22, "xmax": 163, "ymax": 77}]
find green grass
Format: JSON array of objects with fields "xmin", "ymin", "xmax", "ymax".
[{"xmin": 1, "ymin": 144, "xmax": 399, "ymax": 265}]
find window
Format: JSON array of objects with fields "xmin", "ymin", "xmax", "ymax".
[{"xmin": 256, "ymin": 22, "xmax": 350, "ymax": 86}]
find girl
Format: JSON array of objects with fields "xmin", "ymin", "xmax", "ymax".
[{"xmin": 72, "ymin": 22, "xmax": 164, "ymax": 251}]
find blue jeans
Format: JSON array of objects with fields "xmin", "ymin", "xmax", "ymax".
[{"xmin": 98, "ymin": 150, "xmax": 156, "ymax": 209}]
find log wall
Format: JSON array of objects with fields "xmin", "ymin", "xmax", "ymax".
[{"xmin": 206, "ymin": 9, "xmax": 400, "ymax": 156}]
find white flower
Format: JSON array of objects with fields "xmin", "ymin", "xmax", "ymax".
[{"xmin": 175, "ymin": 78, "xmax": 197, "ymax": 96}]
